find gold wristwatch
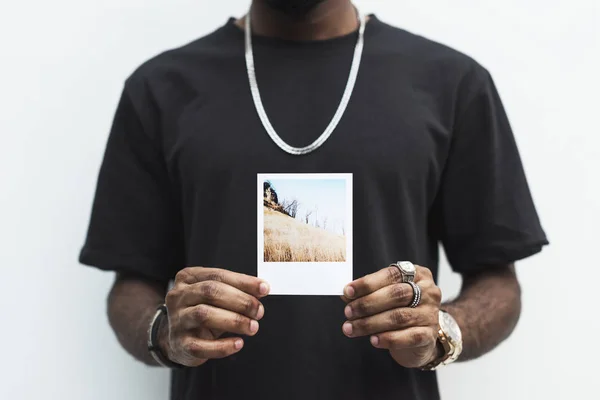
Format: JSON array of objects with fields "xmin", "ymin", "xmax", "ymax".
[{"xmin": 422, "ymin": 310, "xmax": 463, "ymax": 371}]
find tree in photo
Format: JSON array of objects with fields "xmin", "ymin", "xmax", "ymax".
[{"xmin": 281, "ymin": 199, "xmax": 299, "ymax": 218}]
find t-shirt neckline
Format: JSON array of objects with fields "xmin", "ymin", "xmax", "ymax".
[{"xmin": 222, "ymin": 13, "xmax": 382, "ymax": 48}]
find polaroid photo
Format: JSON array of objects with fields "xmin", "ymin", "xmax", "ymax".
[{"xmin": 257, "ymin": 173, "xmax": 353, "ymax": 295}]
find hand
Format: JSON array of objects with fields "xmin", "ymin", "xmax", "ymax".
[
  {"xmin": 161, "ymin": 267, "xmax": 270, "ymax": 367},
  {"xmin": 341, "ymin": 265, "xmax": 442, "ymax": 368}
]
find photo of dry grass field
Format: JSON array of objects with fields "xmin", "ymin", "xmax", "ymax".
[
  {"xmin": 264, "ymin": 207, "xmax": 346, "ymax": 262},
  {"xmin": 262, "ymin": 178, "xmax": 348, "ymax": 263}
]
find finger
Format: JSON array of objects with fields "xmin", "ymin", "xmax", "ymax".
[
  {"xmin": 346, "ymin": 279, "xmax": 442, "ymax": 319},
  {"xmin": 181, "ymin": 336, "xmax": 245, "ymax": 360},
  {"xmin": 181, "ymin": 281, "xmax": 265, "ymax": 319},
  {"xmin": 343, "ymin": 265, "xmax": 405, "ymax": 299},
  {"xmin": 181, "ymin": 304, "xmax": 260, "ymax": 336},
  {"xmin": 176, "ymin": 267, "xmax": 270, "ymax": 298},
  {"xmin": 345, "ymin": 283, "xmax": 414, "ymax": 320},
  {"xmin": 342, "ymin": 307, "xmax": 436, "ymax": 338},
  {"xmin": 370, "ymin": 327, "xmax": 437, "ymax": 350}
]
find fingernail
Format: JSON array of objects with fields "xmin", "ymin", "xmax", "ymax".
[
  {"xmin": 250, "ymin": 320, "xmax": 259, "ymax": 333},
  {"xmin": 234, "ymin": 339, "xmax": 244, "ymax": 350},
  {"xmin": 343, "ymin": 322, "xmax": 353, "ymax": 336},
  {"xmin": 259, "ymin": 282, "xmax": 270, "ymax": 296},
  {"xmin": 344, "ymin": 286, "xmax": 355, "ymax": 298},
  {"xmin": 370, "ymin": 335, "xmax": 379, "ymax": 347},
  {"xmin": 256, "ymin": 304, "xmax": 265, "ymax": 319},
  {"xmin": 344, "ymin": 305, "xmax": 353, "ymax": 319}
]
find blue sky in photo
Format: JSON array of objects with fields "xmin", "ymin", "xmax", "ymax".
[{"xmin": 267, "ymin": 178, "xmax": 347, "ymax": 235}]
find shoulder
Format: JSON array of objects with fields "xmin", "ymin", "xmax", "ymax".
[
  {"xmin": 371, "ymin": 16, "xmax": 495, "ymax": 117},
  {"xmin": 372, "ymin": 16, "xmax": 491, "ymax": 90},
  {"xmin": 123, "ymin": 20, "xmax": 239, "ymax": 93}
]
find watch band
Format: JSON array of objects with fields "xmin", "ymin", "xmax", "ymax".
[
  {"xmin": 421, "ymin": 328, "xmax": 452, "ymax": 371},
  {"xmin": 421, "ymin": 310, "xmax": 462, "ymax": 371},
  {"xmin": 147, "ymin": 304, "xmax": 183, "ymax": 369}
]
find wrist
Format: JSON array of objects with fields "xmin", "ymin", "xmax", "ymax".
[
  {"xmin": 148, "ymin": 304, "xmax": 183, "ymax": 368},
  {"xmin": 420, "ymin": 339, "xmax": 445, "ymax": 367},
  {"xmin": 157, "ymin": 312, "xmax": 172, "ymax": 362}
]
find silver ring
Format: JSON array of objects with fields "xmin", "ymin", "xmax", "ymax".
[
  {"xmin": 406, "ymin": 281, "xmax": 421, "ymax": 308},
  {"xmin": 390, "ymin": 261, "xmax": 416, "ymax": 283}
]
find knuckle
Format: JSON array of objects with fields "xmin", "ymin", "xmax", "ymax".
[
  {"xmin": 174, "ymin": 269, "xmax": 187, "ymax": 283},
  {"xmin": 390, "ymin": 309, "xmax": 409, "ymax": 326},
  {"xmin": 234, "ymin": 313, "xmax": 248, "ymax": 328},
  {"xmin": 195, "ymin": 304, "xmax": 210, "ymax": 324},
  {"xmin": 205, "ymin": 270, "xmax": 224, "ymax": 283},
  {"xmin": 182, "ymin": 339, "xmax": 203, "ymax": 357},
  {"xmin": 200, "ymin": 282, "xmax": 220, "ymax": 300},
  {"xmin": 165, "ymin": 285, "xmax": 186, "ymax": 309},
  {"xmin": 387, "ymin": 266, "xmax": 402, "ymax": 283},
  {"xmin": 410, "ymin": 330, "xmax": 427, "ymax": 346},
  {"xmin": 353, "ymin": 300, "xmax": 368, "ymax": 316},
  {"xmin": 390, "ymin": 283, "xmax": 408, "ymax": 301},
  {"xmin": 175, "ymin": 268, "xmax": 194, "ymax": 284},
  {"xmin": 164, "ymin": 289, "xmax": 177, "ymax": 306},
  {"xmin": 430, "ymin": 286, "xmax": 442, "ymax": 303},
  {"xmin": 243, "ymin": 297, "xmax": 257, "ymax": 316},
  {"xmin": 417, "ymin": 266, "xmax": 433, "ymax": 279},
  {"xmin": 353, "ymin": 318, "xmax": 368, "ymax": 332}
]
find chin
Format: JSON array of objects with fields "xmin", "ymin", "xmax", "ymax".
[{"xmin": 264, "ymin": 0, "xmax": 326, "ymax": 16}]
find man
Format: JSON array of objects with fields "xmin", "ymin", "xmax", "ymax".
[{"xmin": 79, "ymin": 0, "xmax": 548, "ymax": 399}]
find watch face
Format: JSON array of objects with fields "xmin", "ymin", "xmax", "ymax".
[
  {"xmin": 398, "ymin": 261, "xmax": 416, "ymax": 274},
  {"xmin": 439, "ymin": 311, "xmax": 462, "ymax": 343}
]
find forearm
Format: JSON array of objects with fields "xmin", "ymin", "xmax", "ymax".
[
  {"xmin": 107, "ymin": 273, "xmax": 168, "ymax": 366},
  {"xmin": 442, "ymin": 264, "xmax": 521, "ymax": 362}
]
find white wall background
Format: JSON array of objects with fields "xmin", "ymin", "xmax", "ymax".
[{"xmin": 1, "ymin": 1, "xmax": 598, "ymax": 399}]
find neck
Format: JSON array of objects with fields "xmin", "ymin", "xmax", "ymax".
[{"xmin": 236, "ymin": 0, "xmax": 359, "ymax": 41}]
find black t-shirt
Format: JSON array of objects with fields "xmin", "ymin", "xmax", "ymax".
[{"xmin": 80, "ymin": 15, "xmax": 548, "ymax": 400}]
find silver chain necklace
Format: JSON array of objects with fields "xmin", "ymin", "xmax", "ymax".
[{"xmin": 244, "ymin": 9, "xmax": 366, "ymax": 155}]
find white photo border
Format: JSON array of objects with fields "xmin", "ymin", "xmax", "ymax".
[{"xmin": 257, "ymin": 173, "xmax": 353, "ymax": 295}]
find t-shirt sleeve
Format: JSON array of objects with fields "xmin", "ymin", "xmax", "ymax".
[
  {"xmin": 431, "ymin": 65, "xmax": 548, "ymax": 274},
  {"xmin": 79, "ymin": 78, "xmax": 184, "ymax": 281}
]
